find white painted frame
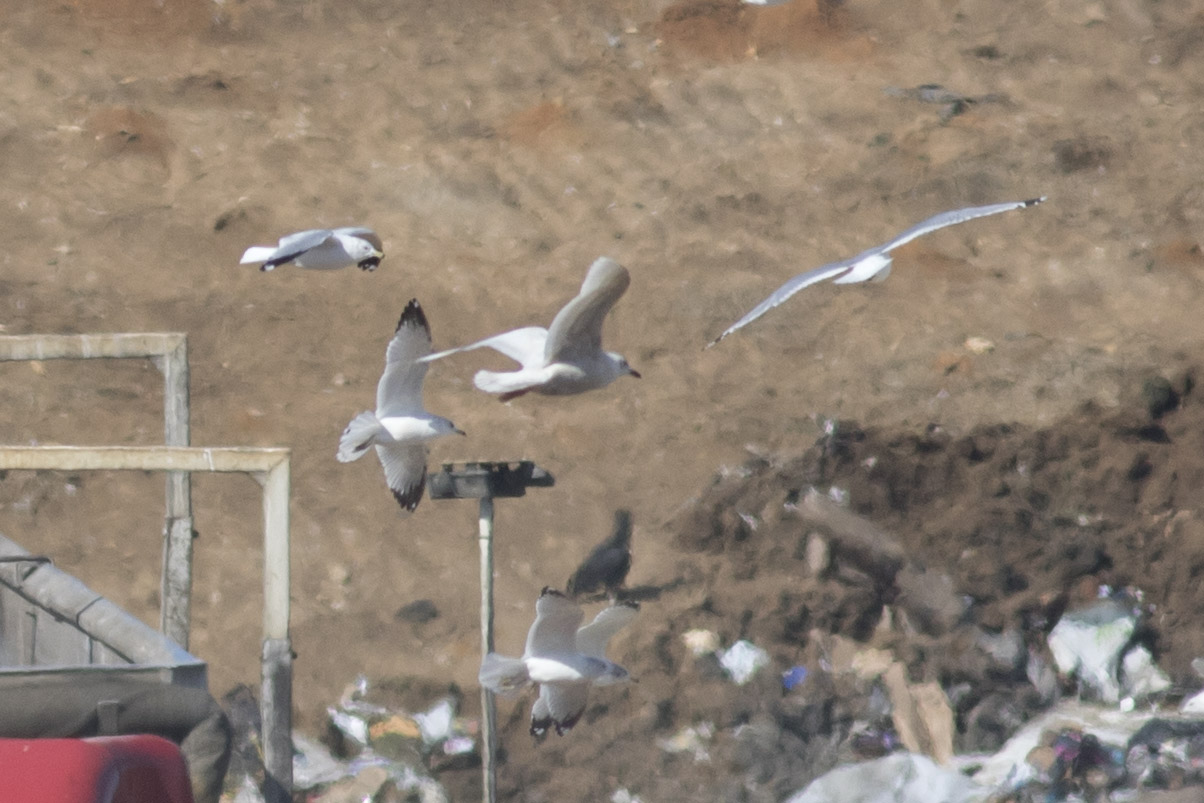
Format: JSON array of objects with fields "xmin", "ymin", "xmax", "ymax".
[
  {"xmin": 0, "ymin": 333, "xmax": 192, "ymax": 645},
  {"xmin": 0, "ymin": 334, "xmax": 294, "ymax": 802}
]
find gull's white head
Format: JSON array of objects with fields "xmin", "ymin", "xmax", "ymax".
[
  {"xmin": 431, "ymin": 416, "xmax": 466, "ymax": 438},
  {"xmin": 608, "ymin": 352, "xmax": 641, "ymax": 381},
  {"xmin": 592, "ymin": 662, "xmax": 632, "ymax": 686},
  {"xmin": 344, "ymin": 232, "xmax": 384, "ymax": 271}
]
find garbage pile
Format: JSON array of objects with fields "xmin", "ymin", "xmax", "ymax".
[
  {"xmin": 666, "ymin": 573, "xmax": 1204, "ymax": 802},
  {"xmin": 221, "ymin": 384, "xmax": 1204, "ymax": 801},
  {"xmin": 222, "ymin": 678, "xmax": 476, "ymax": 803}
]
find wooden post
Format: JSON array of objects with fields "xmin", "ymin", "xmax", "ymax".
[
  {"xmin": 158, "ymin": 335, "xmax": 193, "ymax": 649},
  {"xmin": 260, "ymin": 457, "xmax": 293, "ymax": 803}
]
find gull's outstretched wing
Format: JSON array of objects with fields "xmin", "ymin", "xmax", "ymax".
[
  {"xmin": 333, "ymin": 227, "xmax": 383, "ymax": 253},
  {"xmin": 377, "ymin": 299, "xmax": 432, "ymax": 416},
  {"xmin": 269, "ymin": 229, "xmax": 336, "ymax": 261},
  {"xmin": 525, "ymin": 588, "xmax": 584, "ymax": 658},
  {"xmin": 478, "ymin": 652, "xmax": 530, "ymax": 697},
  {"xmin": 374, "ymin": 442, "xmax": 427, "ymax": 513},
  {"xmin": 709, "ymin": 197, "xmax": 1046, "ymax": 345},
  {"xmin": 530, "ymin": 680, "xmax": 590, "ymax": 738},
  {"xmin": 241, "ymin": 229, "xmax": 335, "ymax": 265},
  {"xmin": 575, "ymin": 601, "xmax": 637, "ymax": 658},
  {"xmin": 546, "ymin": 257, "xmax": 630, "ymax": 363},
  {"xmin": 708, "ymin": 261, "xmax": 853, "ymax": 346},
  {"xmin": 875, "ymin": 197, "xmax": 1046, "ymax": 255},
  {"xmin": 421, "ymin": 327, "xmax": 549, "ymax": 371}
]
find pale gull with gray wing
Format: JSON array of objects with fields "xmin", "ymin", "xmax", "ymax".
[
  {"xmin": 479, "ymin": 587, "xmax": 637, "ymax": 739},
  {"xmin": 240, "ymin": 227, "xmax": 384, "ymax": 271},
  {"xmin": 421, "ymin": 256, "xmax": 640, "ymax": 401},
  {"xmin": 710, "ymin": 197, "xmax": 1046, "ymax": 345},
  {"xmin": 337, "ymin": 299, "xmax": 463, "ymax": 513}
]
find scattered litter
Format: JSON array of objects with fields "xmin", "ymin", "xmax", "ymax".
[
  {"xmin": 969, "ymin": 700, "xmax": 1162, "ymax": 792},
  {"xmin": 1126, "ymin": 717, "xmax": 1204, "ymax": 790},
  {"xmin": 682, "ymin": 628, "xmax": 720, "ymax": 657},
  {"xmin": 719, "ymin": 639, "xmax": 770, "ymax": 685},
  {"xmin": 1180, "ymin": 687, "xmax": 1204, "ymax": 715},
  {"xmin": 368, "ymin": 714, "xmax": 422, "ymax": 742},
  {"xmin": 964, "ymin": 336, "xmax": 995, "ymax": 354},
  {"xmin": 785, "ymin": 752, "xmax": 986, "ymax": 803},
  {"xmin": 611, "ymin": 788, "xmax": 644, "ymax": 803},
  {"xmin": 882, "ymin": 663, "xmax": 955, "ymax": 764},
  {"xmin": 781, "ymin": 665, "xmax": 808, "ymax": 691},
  {"xmin": 326, "ymin": 707, "xmax": 370, "ymax": 747},
  {"xmin": 413, "ymin": 698, "xmax": 456, "ymax": 746},
  {"xmin": 656, "ymin": 722, "xmax": 714, "ymax": 763},
  {"xmin": 269, "ymin": 677, "xmax": 474, "ymax": 800},
  {"xmin": 827, "ymin": 486, "xmax": 849, "ymax": 506},
  {"xmin": 1120, "ymin": 645, "xmax": 1172, "ymax": 706},
  {"xmin": 1031, "ymin": 728, "xmax": 1126, "ymax": 801},
  {"xmin": 442, "ymin": 735, "xmax": 475, "ymax": 756},
  {"xmin": 1047, "ymin": 598, "xmax": 1137, "ymax": 702},
  {"xmin": 231, "ymin": 774, "xmax": 265, "ymax": 803},
  {"xmin": 293, "ymin": 733, "xmax": 348, "ymax": 789}
]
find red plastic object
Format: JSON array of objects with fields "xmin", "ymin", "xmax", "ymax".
[{"xmin": 0, "ymin": 735, "xmax": 194, "ymax": 803}]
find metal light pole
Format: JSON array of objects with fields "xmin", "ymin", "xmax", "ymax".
[{"xmin": 428, "ymin": 461, "xmax": 554, "ymax": 803}]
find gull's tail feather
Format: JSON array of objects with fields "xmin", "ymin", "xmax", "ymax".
[
  {"xmin": 474, "ymin": 370, "xmax": 535, "ymax": 401},
  {"xmin": 479, "ymin": 653, "xmax": 530, "ymax": 697},
  {"xmin": 337, "ymin": 412, "xmax": 383, "ymax": 463},
  {"xmin": 240, "ymin": 246, "xmax": 276, "ymax": 265}
]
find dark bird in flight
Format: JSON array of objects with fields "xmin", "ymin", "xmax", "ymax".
[{"xmin": 567, "ymin": 509, "xmax": 633, "ymax": 602}]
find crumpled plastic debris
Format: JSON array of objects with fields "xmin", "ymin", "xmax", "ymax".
[
  {"xmin": 1030, "ymin": 728, "xmax": 1126, "ymax": 801},
  {"xmin": 293, "ymin": 733, "xmax": 353, "ymax": 789},
  {"xmin": 682, "ymin": 628, "xmax": 721, "ymax": 657},
  {"xmin": 442, "ymin": 735, "xmax": 476, "ymax": 756},
  {"xmin": 656, "ymin": 722, "xmax": 714, "ymax": 763},
  {"xmin": 785, "ymin": 752, "xmax": 986, "ymax": 803},
  {"xmin": 1120, "ymin": 645, "xmax": 1171, "ymax": 708},
  {"xmin": 1047, "ymin": 597, "xmax": 1136, "ymax": 703},
  {"xmin": 296, "ymin": 678, "xmax": 477, "ymax": 798},
  {"xmin": 327, "ymin": 707, "xmax": 370, "ymax": 747},
  {"xmin": 719, "ymin": 639, "xmax": 770, "ymax": 685},
  {"xmin": 414, "ymin": 698, "xmax": 456, "ymax": 746},
  {"xmin": 1180, "ymin": 687, "xmax": 1204, "ymax": 715},
  {"xmin": 1126, "ymin": 717, "xmax": 1204, "ymax": 790},
  {"xmin": 781, "ymin": 665, "xmax": 808, "ymax": 691},
  {"xmin": 231, "ymin": 774, "xmax": 266, "ymax": 803},
  {"xmin": 970, "ymin": 700, "xmax": 1163, "ymax": 794}
]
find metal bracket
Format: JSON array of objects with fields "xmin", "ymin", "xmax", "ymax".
[{"xmin": 428, "ymin": 461, "xmax": 554, "ymax": 500}]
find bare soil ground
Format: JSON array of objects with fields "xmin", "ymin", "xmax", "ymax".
[{"xmin": 2, "ymin": 0, "xmax": 1204, "ymax": 798}]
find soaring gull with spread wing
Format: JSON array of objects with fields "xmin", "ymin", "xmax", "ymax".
[
  {"xmin": 709, "ymin": 197, "xmax": 1046, "ymax": 345},
  {"xmin": 337, "ymin": 299, "xmax": 463, "ymax": 512},
  {"xmin": 240, "ymin": 227, "xmax": 384, "ymax": 271},
  {"xmin": 479, "ymin": 587, "xmax": 637, "ymax": 739},
  {"xmin": 421, "ymin": 256, "xmax": 640, "ymax": 401}
]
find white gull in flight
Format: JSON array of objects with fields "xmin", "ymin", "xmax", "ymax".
[
  {"xmin": 337, "ymin": 299, "xmax": 463, "ymax": 512},
  {"xmin": 479, "ymin": 587, "xmax": 637, "ymax": 739},
  {"xmin": 240, "ymin": 227, "xmax": 384, "ymax": 271},
  {"xmin": 421, "ymin": 256, "xmax": 640, "ymax": 401},
  {"xmin": 709, "ymin": 197, "xmax": 1046, "ymax": 345}
]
